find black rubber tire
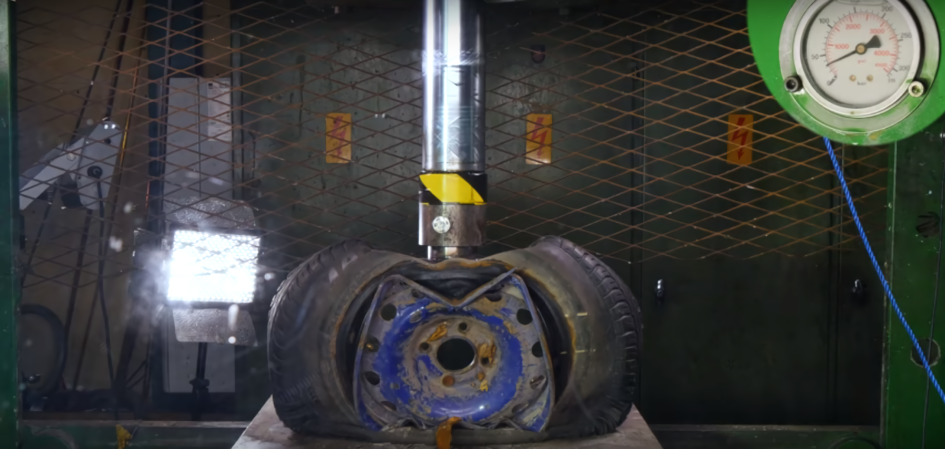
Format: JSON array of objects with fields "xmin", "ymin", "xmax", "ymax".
[
  {"xmin": 268, "ymin": 240, "xmax": 549, "ymax": 444},
  {"xmin": 528, "ymin": 236, "xmax": 642, "ymax": 437},
  {"xmin": 268, "ymin": 239, "xmax": 393, "ymax": 437},
  {"xmin": 19, "ymin": 304, "xmax": 67, "ymax": 396},
  {"xmin": 268, "ymin": 237, "xmax": 642, "ymax": 442}
]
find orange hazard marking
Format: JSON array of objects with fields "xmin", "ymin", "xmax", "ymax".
[
  {"xmin": 525, "ymin": 114, "xmax": 552, "ymax": 165},
  {"xmin": 727, "ymin": 114, "xmax": 753, "ymax": 165},
  {"xmin": 326, "ymin": 113, "xmax": 352, "ymax": 163}
]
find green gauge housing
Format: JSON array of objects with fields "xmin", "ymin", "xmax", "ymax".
[{"xmin": 748, "ymin": 0, "xmax": 945, "ymax": 146}]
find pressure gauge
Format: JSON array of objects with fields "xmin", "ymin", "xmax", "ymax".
[
  {"xmin": 748, "ymin": 0, "xmax": 944, "ymax": 145},
  {"xmin": 794, "ymin": 0, "xmax": 921, "ymax": 117}
]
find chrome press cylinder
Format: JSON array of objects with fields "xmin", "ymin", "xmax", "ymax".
[{"xmin": 419, "ymin": 0, "xmax": 487, "ymax": 259}]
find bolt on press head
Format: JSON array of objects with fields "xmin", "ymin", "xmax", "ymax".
[{"xmin": 432, "ymin": 216, "xmax": 451, "ymax": 234}]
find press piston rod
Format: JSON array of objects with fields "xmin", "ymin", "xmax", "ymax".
[{"xmin": 419, "ymin": 0, "xmax": 486, "ymax": 260}]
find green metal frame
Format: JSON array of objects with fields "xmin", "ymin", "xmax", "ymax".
[
  {"xmin": 0, "ymin": 0, "xmax": 16, "ymax": 444},
  {"xmin": 883, "ymin": 119, "xmax": 945, "ymax": 447},
  {"xmin": 650, "ymin": 425, "xmax": 879, "ymax": 449},
  {"xmin": 749, "ymin": 1, "xmax": 945, "ymax": 446},
  {"xmin": 748, "ymin": 0, "xmax": 945, "ymax": 146},
  {"xmin": 748, "ymin": 0, "xmax": 945, "ymax": 446}
]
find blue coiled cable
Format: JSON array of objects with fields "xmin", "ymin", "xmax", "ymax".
[{"xmin": 823, "ymin": 136, "xmax": 945, "ymax": 407}]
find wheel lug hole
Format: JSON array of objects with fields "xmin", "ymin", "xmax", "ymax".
[
  {"xmin": 481, "ymin": 357, "xmax": 490, "ymax": 366},
  {"xmin": 516, "ymin": 309, "xmax": 533, "ymax": 325},
  {"xmin": 443, "ymin": 375, "xmax": 455, "ymax": 387},
  {"xmin": 458, "ymin": 322, "xmax": 468, "ymax": 332},
  {"xmin": 363, "ymin": 371, "xmax": 380, "ymax": 386},
  {"xmin": 380, "ymin": 304, "xmax": 396, "ymax": 321},
  {"xmin": 419, "ymin": 342, "xmax": 431, "ymax": 352}
]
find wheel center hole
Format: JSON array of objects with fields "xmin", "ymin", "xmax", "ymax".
[{"xmin": 436, "ymin": 338, "xmax": 476, "ymax": 371}]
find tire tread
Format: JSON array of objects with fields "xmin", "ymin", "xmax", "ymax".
[
  {"xmin": 267, "ymin": 239, "xmax": 373, "ymax": 434},
  {"xmin": 532, "ymin": 236, "xmax": 642, "ymax": 437}
]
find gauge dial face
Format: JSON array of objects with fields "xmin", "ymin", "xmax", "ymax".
[{"xmin": 795, "ymin": 0, "xmax": 922, "ymax": 117}]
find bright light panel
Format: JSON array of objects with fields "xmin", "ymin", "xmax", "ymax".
[{"xmin": 167, "ymin": 229, "xmax": 260, "ymax": 304}]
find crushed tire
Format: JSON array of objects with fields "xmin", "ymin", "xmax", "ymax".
[
  {"xmin": 527, "ymin": 236, "xmax": 642, "ymax": 438},
  {"xmin": 267, "ymin": 237, "xmax": 642, "ymax": 443}
]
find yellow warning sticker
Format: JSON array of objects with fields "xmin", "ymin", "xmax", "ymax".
[
  {"xmin": 419, "ymin": 173, "xmax": 486, "ymax": 205},
  {"xmin": 727, "ymin": 114, "xmax": 753, "ymax": 165},
  {"xmin": 525, "ymin": 114, "xmax": 552, "ymax": 165},
  {"xmin": 326, "ymin": 113, "xmax": 352, "ymax": 164}
]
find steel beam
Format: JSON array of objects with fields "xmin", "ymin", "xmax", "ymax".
[
  {"xmin": 0, "ymin": 0, "xmax": 16, "ymax": 443},
  {"xmin": 883, "ymin": 119, "xmax": 945, "ymax": 447}
]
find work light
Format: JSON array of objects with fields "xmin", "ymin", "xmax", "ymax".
[{"xmin": 165, "ymin": 228, "xmax": 261, "ymax": 305}]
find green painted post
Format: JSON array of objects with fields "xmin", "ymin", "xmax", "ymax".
[
  {"xmin": 747, "ymin": 0, "xmax": 945, "ymax": 443},
  {"xmin": 884, "ymin": 120, "xmax": 945, "ymax": 448},
  {"xmin": 0, "ymin": 0, "xmax": 16, "ymax": 444}
]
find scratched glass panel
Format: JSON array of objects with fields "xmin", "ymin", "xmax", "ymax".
[{"xmin": 14, "ymin": 0, "xmax": 888, "ymax": 289}]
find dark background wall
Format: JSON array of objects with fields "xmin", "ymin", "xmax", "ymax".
[
  {"xmin": 16, "ymin": 0, "xmax": 886, "ymax": 424},
  {"xmin": 231, "ymin": 0, "xmax": 887, "ymax": 424}
]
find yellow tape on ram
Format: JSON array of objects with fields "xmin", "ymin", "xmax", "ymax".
[{"xmin": 419, "ymin": 173, "xmax": 487, "ymax": 205}]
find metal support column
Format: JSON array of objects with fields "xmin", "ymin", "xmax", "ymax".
[
  {"xmin": 117, "ymin": 0, "xmax": 208, "ymax": 414},
  {"xmin": 884, "ymin": 119, "xmax": 945, "ymax": 447},
  {"xmin": 419, "ymin": 0, "xmax": 486, "ymax": 260},
  {"xmin": 0, "ymin": 0, "xmax": 15, "ymax": 442}
]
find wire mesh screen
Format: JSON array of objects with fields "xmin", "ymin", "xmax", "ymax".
[{"xmin": 16, "ymin": 0, "xmax": 888, "ymax": 297}]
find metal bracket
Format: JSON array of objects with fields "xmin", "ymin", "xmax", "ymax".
[{"xmin": 19, "ymin": 120, "xmax": 121, "ymax": 210}]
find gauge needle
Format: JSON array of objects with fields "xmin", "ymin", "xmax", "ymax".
[{"xmin": 827, "ymin": 35, "xmax": 881, "ymax": 66}]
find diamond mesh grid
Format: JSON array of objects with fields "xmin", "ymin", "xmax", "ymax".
[{"xmin": 16, "ymin": 0, "xmax": 888, "ymax": 296}]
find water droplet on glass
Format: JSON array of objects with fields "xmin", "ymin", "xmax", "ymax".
[
  {"xmin": 123, "ymin": 202, "xmax": 134, "ymax": 214},
  {"xmin": 228, "ymin": 336, "xmax": 236, "ymax": 344},
  {"xmin": 264, "ymin": 272, "xmax": 275, "ymax": 281},
  {"xmin": 228, "ymin": 304, "xmax": 239, "ymax": 331},
  {"xmin": 109, "ymin": 236, "xmax": 123, "ymax": 252}
]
